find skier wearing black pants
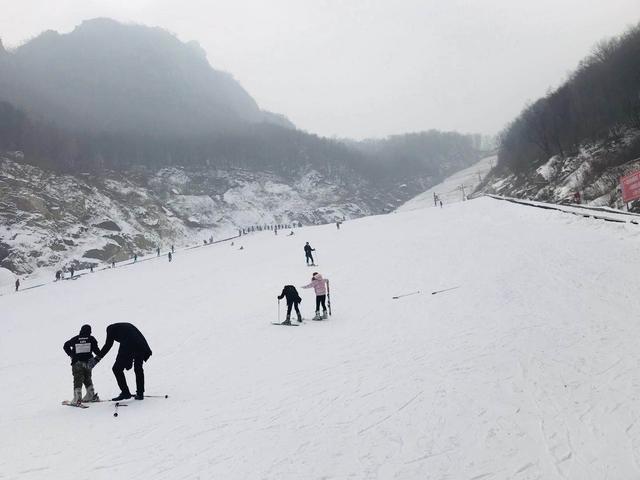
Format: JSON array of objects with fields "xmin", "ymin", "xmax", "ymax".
[
  {"xmin": 63, "ymin": 324, "xmax": 101, "ymax": 404},
  {"xmin": 278, "ymin": 285, "xmax": 303, "ymax": 324},
  {"xmin": 98, "ymin": 322, "xmax": 152, "ymax": 401},
  {"xmin": 304, "ymin": 242, "xmax": 315, "ymax": 265},
  {"xmin": 302, "ymin": 272, "xmax": 329, "ymax": 320}
]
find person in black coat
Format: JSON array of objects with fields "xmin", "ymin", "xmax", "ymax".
[
  {"xmin": 98, "ymin": 322, "xmax": 152, "ymax": 401},
  {"xmin": 63, "ymin": 324, "xmax": 101, "ymax": 403},
  {"xmin": 278, "ymin": 285, "xmax": 303, "ymax": 324},
  {"xmin": 304, "ymin": 242, "xmax": 315, "ymax": 265}
]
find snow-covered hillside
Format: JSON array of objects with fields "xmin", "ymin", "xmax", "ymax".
[
  {"xmin": 476, "ymin": 129, "xmax": 640, "ymax": 209},
  {"xmin": 398, "ymin": 155, "xmax": 495, "ymax": 211},
  {"xmin": 0, "ymin": 154, "xmax": 375, "ymax": 275},
  {"xmin": 2, "ymin": 196, "xmax": 640, "ymax": 479}
]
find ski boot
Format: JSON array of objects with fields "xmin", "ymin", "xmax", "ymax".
[
  {"xmin": 297, "ymin": 315, "xmax": 303, "ymax": 323},
  {"xmin": 135, "ymin": 392, "xmax": 144, "ymax": 400},
  {"xmin": 312, "ymin": 311, "xmax": 321, "ymax": 321},
  {"xmin": 282, "ymin": 315, "xmax": 292, "ymax": 325},
  {"xmin": 72, "ymin": 387, "xmax": 83, "ymax": 405},
  {"xmin": 322, "ymin": 311, "xmax": 328, "ymax": 320},
  {"xmin": 82, "ymin": 386, "xmax": 100, "ymax": 402}
]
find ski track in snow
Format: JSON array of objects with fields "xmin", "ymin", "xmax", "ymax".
[{"xmin": 2, "ymin": 196, "xmax": 640, "ymax": 479}]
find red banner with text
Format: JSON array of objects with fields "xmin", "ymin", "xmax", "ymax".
[{"xmin": 621, "ymin": 171, "xmax": 640, "ymax": 203}]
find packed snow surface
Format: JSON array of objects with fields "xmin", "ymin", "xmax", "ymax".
[
  {"xmin": 2, "ymin": 196, "xmax": 640, "ymax": 479},
  {"xmin": 398, "ymin": 155, "xmax": 495, "ymax": 211}
]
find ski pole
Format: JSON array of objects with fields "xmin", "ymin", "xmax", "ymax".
[
  {"xmin": 327, "ymin": 280, "xmax": 331, "ymax": 316},
  {"xmin": 431, "ymin": 286, "xmax": 460, "ymax": 295},
  {"xmin": 113, "ymin": 402, "xmax": 128, "ymax": 417},
  {"xmin": 392, "ymin": 290, "xmax": 421, "ymax": 300},
  {"xmin": 278, "ymin": 298, "xmax": 281, "ymax": 324}
]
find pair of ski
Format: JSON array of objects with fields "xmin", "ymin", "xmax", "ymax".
[
  {"xmin": 62, "ymin": 394, "xmax": 168, "ymax": 408},
  {"xmin": 61, "ymin": 400, "xmax": 103, "ymax": 409},
  {"xmin": 272, "ymin": 316, "xmax": 328, "ymax": 326}
]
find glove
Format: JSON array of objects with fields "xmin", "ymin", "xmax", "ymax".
[{"xmin": 87, "ymin": 357, "xmax": 100, "ymax": 369}]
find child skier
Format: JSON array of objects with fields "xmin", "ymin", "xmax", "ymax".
[
  {"xmin": 62, "ymin": 324, "xmax": 101, "ymax": 404},
  {"xmin": 302, "ymin": 272, "xmax": 329, "ymax": 320},
  {"xmin": 277, "ymin": 285, "xmax": 303, "ymax": 324}
]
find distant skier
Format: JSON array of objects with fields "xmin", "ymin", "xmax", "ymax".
[
  {"xmin": 168, "ymin": 251, "xmax": 172, "ymax": 262},
  {"xmin": 15, "ymin": 278, "xmax": 20, "ymax": 291},
  {"xmin": 156, "ymin": 247, "xmax": 160, "ymax": 256},
  {"xmin": 304, "ymin": 242, "xmax": 315, "ymax": 265},
  {"xmin": 55, "ymin": 270, "xmax": 62, "ymax": 281},
  {"xmin": 90, "ymin": 265, "xmax": 94, "ymax": 273},
  {"xmin": 134, "ymin": 254, "xmax": 138, "ymax": 263},
  {"xmin": 171, "ymin": 245, "xmax": 175, "ymax": 253},
  {"xmin": 302, "ymin": 272, "xmax": 329, "ymax": 320},
  {"xmin": 574, "ymin": 191, "xmax": 582, "ymax": 204},
  {"xmin": 336, "ymin": 221, "xmax": 340, "ymax": 230},
  {"xmin": 275, "ymin": 229, "xmax": 278, "ymax": 236},
  {"xmin": 97, "ymin": 322, "xmax": 152, "ymax": 401},
  {"xmin": 111, "ymin": 261, "xmax": 116, "ymax": 268},
  {"xmin": 289, "ymin": 230, "xmax": 295, "ymax": 236},
  {"xmin": 439, "ymin": 200, "xmax": 443, "ymax": 208},
  {"xmin": 63, "ymin": 324, "xmax": 101, "ymax": 404},
  {"xmin": 69, "ymin": 267, "xmax": 75, "ymax": 278},
  {"xmin": 278, "ymin": 285, "xmax": 303, "ymax": 324}
]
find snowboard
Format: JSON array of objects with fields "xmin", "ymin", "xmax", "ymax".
[
  {"xmin": 271, "ymin": 322, "xmax": 300, "ymax": 326},
  {"xmin": 62, "ymin": 400, "xmax": 89, "ymax": 409}
]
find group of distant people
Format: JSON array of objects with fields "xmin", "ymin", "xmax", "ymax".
[{"xmin": 49, "ymin": 245, "xmax": 177, "ymax": 283}]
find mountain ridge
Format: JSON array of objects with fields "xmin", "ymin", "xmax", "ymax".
[{"xmin": 0, "ymin": 17, "xmax": 293, "ymax": 135}]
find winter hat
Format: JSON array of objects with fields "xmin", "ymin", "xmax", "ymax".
[{"xmin": 79, "ymin": 324, "xmax": 92, "ymax": 335}]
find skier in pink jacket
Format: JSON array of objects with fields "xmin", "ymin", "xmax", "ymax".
[{"xmin": 302, "ymin": 272, "xmax": 329, "ymax": 320}]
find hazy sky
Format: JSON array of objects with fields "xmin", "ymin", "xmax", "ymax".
[{"xmin": 1, "ymin": 0, "xmax": 639, "ymax": 139}]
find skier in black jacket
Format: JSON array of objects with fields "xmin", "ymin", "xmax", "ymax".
[
  {"xmin": 98, "ymin": 322, "xmax": 152, "ymax": 401},
  {"xmin": 63, "ymin": 324, "xmax": 101, "ymax": 404},
  {"xmin": 304, "ymin": 242, "xmax": 315, "ymax": 265},
  {"xmin": 278, "ymin": 285, "xmax": 303, "ymax": 324}
]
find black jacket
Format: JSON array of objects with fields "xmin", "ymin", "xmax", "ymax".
[
  {"xmin": 304, "ymin": 245, "xmax": 314, "ymax": 255},
  {"xmin": 63, "ymin": 334, "xmax": 100, "ymax": 365},
  {"xmin": 99, "ymin": 323, "xmax": 152, "ymax": 361},
  {"xmin": 278, "ymin": 285, "xmax": 302, "ymax": 304}
]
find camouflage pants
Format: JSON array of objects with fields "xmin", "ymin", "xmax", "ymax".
[{"xmin": 72, "ymin": 361, "xmax": 93, "ymax": 390}]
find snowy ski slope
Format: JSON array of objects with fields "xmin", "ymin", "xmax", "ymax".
[
  {"xmin": 2, "ymin": 196, "xmax": 640, "ymax": 479},
  {"xmin": 398, "ymin": 155, "xmax": 495, "ymax": 211}
]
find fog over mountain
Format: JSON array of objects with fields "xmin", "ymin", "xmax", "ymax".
[
  {"xmin": 0, "ymin": 18, "xmax": 484, "ymax": 273},
  {"xmin": 0, "ymin": 18, "xmax": 293, "ymax": 135}
]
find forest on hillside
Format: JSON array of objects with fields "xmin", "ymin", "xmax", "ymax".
[
  {"xmin": 498, "ymin": 23, "xmax": 640, "ymax": 173},
  {"xmin": 0, "ymin": 99, "xmax": 482, "ymax": 186}
]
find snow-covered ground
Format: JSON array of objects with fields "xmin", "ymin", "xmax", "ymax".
[
  {"xmin": 2, "ymin": 196, "xmax": 640, "ymax": 479},
  {"xmin": 398, "ymin": 155, "xmax": 495, "ymax": 211}
]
